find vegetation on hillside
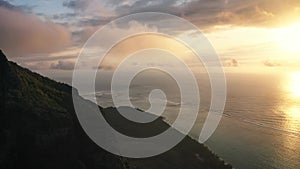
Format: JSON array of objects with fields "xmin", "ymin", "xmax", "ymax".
[{"xmin": 0, "ymin": 50, "xmax": 232, "ymax": 169}]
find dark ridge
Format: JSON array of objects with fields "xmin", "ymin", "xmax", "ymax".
[
  {"xmin": 0, "ymin": 51, "xmax": 232, "ymax": 169},
  {"xmin": 0, "ymin": 50, "xmax": 8, "ymax": 61},
  {"xmin": 0, "ymin": 50, "xmax": 8, "ymax": 73}
]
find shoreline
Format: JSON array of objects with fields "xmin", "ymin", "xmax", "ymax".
[{"xmin": 100, "ymin": 106, "xmax": 233, "ymax": 168}]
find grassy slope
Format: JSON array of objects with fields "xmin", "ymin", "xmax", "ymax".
[{"xmin": 0, "ymin": 51, "xmax": 232, "ymax": 169}]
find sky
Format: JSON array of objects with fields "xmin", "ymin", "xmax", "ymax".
[{"xmin": 1, "ymin": 0, "xmax": 300, "ymax": 79}]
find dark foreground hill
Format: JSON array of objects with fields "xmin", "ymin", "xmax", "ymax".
[{"xmin": 0, "ymin": 50, "xmax": 232, "ymax": 169}]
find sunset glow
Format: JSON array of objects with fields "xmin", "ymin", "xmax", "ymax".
[
  {"xmin": 2, "ymin": 0, "xmax": 300, "ymax": 169},
  {"xmin": 288, "ymin": 72, "xmax": 300, "ymax": 99},
  {"xmin": 272, "ymin": 23, "xmax": 300, "ymax": 53}
]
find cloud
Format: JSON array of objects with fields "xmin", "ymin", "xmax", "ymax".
[
  {"xmin": 50, "ymin": 60, "xmax": 75, "ymax": 70},
  {"xmin": 263, "ymin": 60, "xmax": 281, "ymax": 67},
  {"xmin": 63, "ymin": 0, "xmax": 89, "ymax": 11},
  {"xmin": 3, "ymin": 0, "xmax": 299, "ymax": 71},
  {"xmin": 59, "ymin": 0, "xmax": 300, "ymax": 50},
  {"xmin": 0, "ymin": 2, "xmax": 72, "ymax": 57},
  {"xmin": 77, "ymin": 16, "xmax": 113, "ymax": 27},
  {"xmin": 0, "ymin": 0, "xmax": 35, "ymax": 12},
  {"xmin": 52, "ymin": 13, "xmax": 78, "ymax": 20},
  {"xmin": 224, "ymin": 58, "xmax": 239, "ymax": 67},
  {"xmin": 73, "ymin": 19, "xmax": 158, "ymax": 46},
  {"xmin": 22, "ymin": 61, "xmax": 51, "ymax": 70},
  {"xmin": 94, "ymin": 65, "xmax": 115, "ymax": 71},
  {"xmin": 0, "ymin": 0, "xmax": 16, "ymax": 9},
  {"xmin": 22, "ymin": 59, "xmax": 76, "ymax": 70},
  {"xmin": 102, "ymin": 0, "xmax": 300, "ymax": 29},
  {"xmin": 63, "ymin": 0, "xmax": 115, "ymax": 16},
  {"xmin": 114, "ymin": 0, "xmax": 178, "ymax": 15}
]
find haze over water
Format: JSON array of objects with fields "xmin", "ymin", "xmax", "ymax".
[
  {"xmin": 92, "ymin": 71, "xmax": 300, "ymax": 169},
  {"xmin": 2, "ymin": 0, "xmax": 300, "ymax": 168}
]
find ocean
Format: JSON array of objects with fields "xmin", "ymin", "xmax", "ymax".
[{"xmin": 88, "ymin": 71, "xmax": 300, "ymax": 169}]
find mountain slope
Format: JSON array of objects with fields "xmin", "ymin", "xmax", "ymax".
[
  {"xmin": 0, "ymin": 50, "xmax": 232, "ymax": 169},
  {"xmin": 0, "ymin": 50, "xmax": 124, "ymax": 169}
]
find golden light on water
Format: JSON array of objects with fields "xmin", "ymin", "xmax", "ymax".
[
  {"xmin": 284, "ymin": 105, "xmax": 300, "ymax": 135},
  {"xmin": 283, "ymin": 72, "xmax": 300, "ymax": 135},
  {"xmin": 283, "ymin": 105, "xmax": 300, "ymax": 150},
  {"xmin": 286, "ymin": 106, "xmax": 300, "ymax": 119},
  {"xmin": 282, "ymin": 72, "xmax": 300, "ymax": 141},
  {"xmin": 287, "ymin": 72, "xmax": 300, "ymax": 99}
]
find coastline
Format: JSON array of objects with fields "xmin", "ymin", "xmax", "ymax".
[{"xmin": 101, "ymin": 106, "xmax": 233, "ymax": 169}]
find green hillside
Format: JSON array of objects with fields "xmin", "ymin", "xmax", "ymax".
[{"xmin": 0, "ymin": 50, "xmax": 232, "ymax": 169}]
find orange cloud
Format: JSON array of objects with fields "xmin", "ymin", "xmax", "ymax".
[{"xmin": 0, "ymin": 7, "xmax": 72, "ymax": 57}]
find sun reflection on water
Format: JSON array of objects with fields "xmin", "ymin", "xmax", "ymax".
[
  {"xmin": 282, "ymin": 72, "xmax": 300, "ymax": 148},
  {"xmin": 285, "ymin": 106, "xmax": 300, "ymax": 132},
  {"xmin": 283, "ymin": 72, "xmax": 300, "ymax": 132},
  {"xmin": 288, "ymin": 72, "xmax": 300, "ymax": 99},
  {"xmin": 282, "ymin": 105, "xmax": 300, "ymax": 154}
]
